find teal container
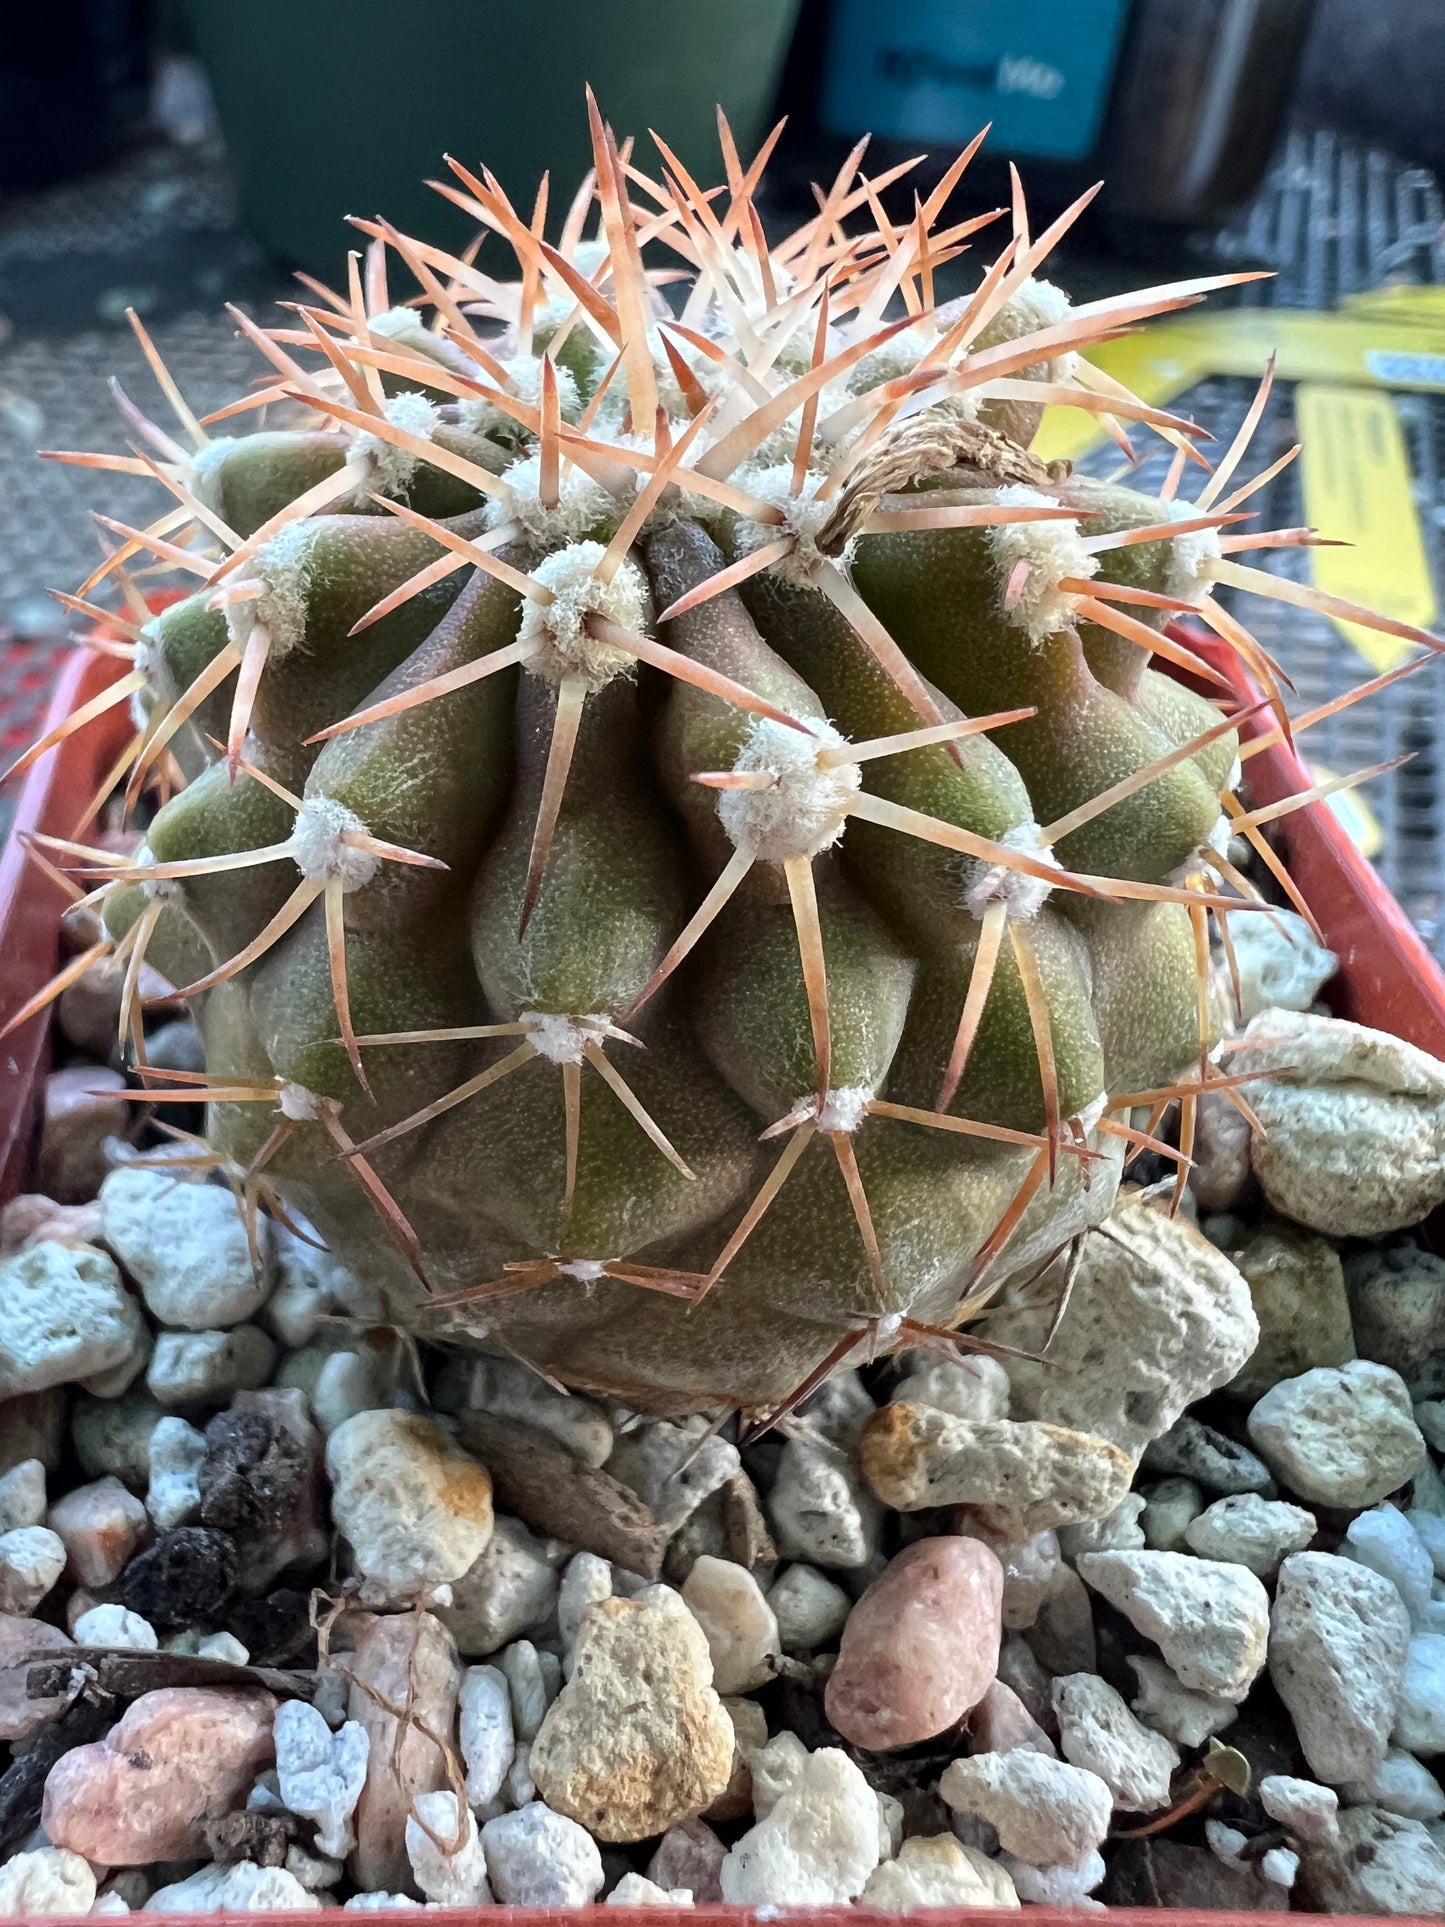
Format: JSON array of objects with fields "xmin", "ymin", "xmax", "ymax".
[{"xmin": 184, "ymin": 0, "xmax": 802, "ymax": 274}]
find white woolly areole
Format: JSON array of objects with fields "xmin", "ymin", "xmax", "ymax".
[
  {"xmin": 816, "ymin": 1086, "xmax": 872, "ymax": 1135},
  {"xmin": 987, "ymin": 484, "xmax": 1097, "ymax": 642},
  {"xmin": 1009, "ymin": 277, "xmax": 1079, "ymax": 382},
  {"xmin": 290, "ymin": 795, "xmax": 380, "ymax": 890},
  {"xmin": 1204, "ymin": 812, "xmax": 1232, "ymax": 859},
  {"xmin": 964, "ymin": 821, "xmax": 1058, "ymax": 920},
  {"xmin": 225, "ymin": 520, "xmax": 314, "ymax": 662},
  {"xmin": 557, "ymin": 1257, "xmax": 608, "ymax": 1286},
  {"xmin": 368, "ymin": 307, "xmax": 427, "ymax": 341},
  {"xmin": 1227, "ymin": 755, "xmax": 1242, "ymax": 792},
  {"xmin": 131, "ymin": 625, "xmax": 164, "ymax": 730},
  {"xmin": 132, "ymin": 848, "xmax": 181, "ymax": 905},
  {"xmin": 488, "ymin": 453, "xmax": 619, "ymax": 547},
  {"xmin": 277, "ymin": 1081, "xmax": 327, "ymax": 1122},
  {"xmin": 1074, "ymin": 1091, "xmax": 1108, "ymax": 1135},
  {"xmin": 518, "ymin": 543, "xmax": 647, "ymax": 690},
  {"xmin": 847, "ymin": 324, "xmax": 941, "ymax": 396},
  {"xmin": 716, "ymin": 714, "xmax": 860, "ymax": 862},
  {"xmin": 353, "ymin": 392, "xmax": 441, "ymax": 497},
  {"xmin": 522, "ymin": 1011, "xmax": 607, "ymax": 1065},
  {"xmin": 188, "ymin": 435, "xmax": 238, "ymax": 515},
  {"xmin": 1164, "ymin": 497, "xmax": 1224, "ymax": 606},
  {"xmin": 134, "ymin": 623, "xmax": 163, "ymax": 688},
  {"xmin": 456, "ymin": 354, "xmax": 581, "ymax": 443},
  {"xmin": 734, "ymin": 464, "xmax": 853, "ymax": 584}
]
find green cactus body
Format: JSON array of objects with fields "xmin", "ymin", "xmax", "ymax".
[{"xmin": 24, "ymin": 107, "xmax": 1422, "ymax": 1418}]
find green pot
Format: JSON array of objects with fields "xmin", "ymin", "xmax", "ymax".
[{"xmin": 184, "ymin": 0, "xmax": 802, "ymax": 274}]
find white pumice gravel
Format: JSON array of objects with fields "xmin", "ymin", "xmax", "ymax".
[
  {"xmin": 405, "ymin": 1790, "xmax": 492, "ymax": 1905},
  {"xmin": 1051, "ymin": 1671, "xmax": 1180, "ymax": 1811},
  {"xmin": 0, "ymin": 1459, "xmax": 45, "ymax": 1533},
  {"xmin": 1258, "ymin": 1773, "xmax": 1339, "ymax": 1844},
  {"xmin": 144, "ymin": 1863, "xmax": 320, "ymax": 1912},
  {"xmin": 273, "ymin": 1699, "xmax": 370, "ymax": 1860},
  {"xmin": 480, "ymin": 1800, "xmax": 605, "ymax": 1905},
  {"xmin": 100, "ymin": 1167, "xmax": 273, "ymax": 1329},
  {"xmin": 0, "ymin": 1847, "xmax": 97, "ymax": 1916},
  {"xmin": 720, "ymin": 1745, "xmax": 882, "ymax": 1903},
  {"xmin": 1344, "ymin": 1503, "xmax": 1437, "ymax": 1625},
  {"xmin": 0, "ymin": 1241, "xmax": 146, "ymax": 1397},
  {"xmin": 0, "ymin": 1526, "xmax": 65, "ymax": 1615},
  {"xmin": 1393, "ymin": 1632, "xmax": 1445, "ymax": 1755},
  {"xmin": 437, "ymin": 1352, "xmax": 614, "ymax": 1465},
  {"xmin": 890, "ymin": 1352, "xmax": 1012, "ymax": 1422},
  {"xmin": 861, "ymin": 1833, "xmax": 1019, "ymax": 1910},
  {"xmin": 325, "ymin": 1407, "xmax": 494, "ymax": 1605},
  {"xmin": 72, "ymin": 1602, "xmax": 157, "ymax": 1649},
  {"xmin": 557, "ymin": 1549, "xmax": 614, "ymax": 1671},
  {"xmin": 982, "ymin": 1194, "xmax": 1259, "ymax": 1458},
  {"xmin": 606, "ymin": 1416, "xmax": 740, "ymax": 1531},
  {"xmin": 768, "ymin": 1434, "xmax": 883, "ymax": 1569},
  {"xmin": 459, "ymin": 1662, "xmax": 515, "ymax": 1807},
  {"xmin": 1247, "ymin": 1359, "xmax": 1428, "ymax": 1507},
  {"xmin": 1269, "ymin": 1550, "xmax": 1413, "ymax": 1782},
  {"xmin": 681, "ymin": 1553, "xmax": 781, "ymax": 1692},
  {"xmin": 146, "ymin": 1325, "xmax": 276, "ymax": 1406},
  {"xmin": 498, "ymin": 1637, "xmax": 560, "ymax": 1741},
  {"xmin": 8, "ymin": 1000, "xmax": 1445, "ymax": 1918},
  {"xmin": 143, "ymin": 1415, "xmax": 206, "ymax": 1529},
  {"xmin": 1002, "ymin": 1847, "xmax": 1106, "ymax": 1908},
  {"xmin": 1339, "ymin": 1747, "xmax": 1445, "ymax": 1820},
  {"xmin": 606, "ymin": 1871, "xmax": 695, "ymax": 1905},
  {"xmin": 439, "ymin": 1511, "xmax": 561, "ymax": 1658},
  {"xmin": 1182, "ymin": 1491, "xmax": 1317, "ymax": 1577},
  {"xmin": 940, "ymin": 1749, "xmax": 1113, "ymax": 1869},
  {"xmin": 1127, "ymin": 1655, "xmax": 1238, "ymax": 1748},
  {"xmin": 765, "ymin": 1560, "xmax": 851, "ymax": 1650},
  {"xmin": 1076, "ymin": 1549, "xmax": 1270, "ymax": 1700}
]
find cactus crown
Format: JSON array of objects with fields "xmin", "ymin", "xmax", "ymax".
[{"xmin": 9, "ymin": 99, "xmax": 1436, "ymax": 1420}]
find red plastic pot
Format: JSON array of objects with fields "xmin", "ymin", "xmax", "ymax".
[
  {"xmin": 1166, "ymin": 620, "xmax": 1445, "ymax": 1058},
  {"xmin": 0, "ymin": 646, "xmax": 1438, "ymax": 1927}
]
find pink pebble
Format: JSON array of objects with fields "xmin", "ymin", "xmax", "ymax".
[
  {"xmin": 824, "ymin": 1535, "xmax": 1003, "ymax": 1750},
  {"xmin": 38, "ymin": 1067, "xmax": 128, "ymax": 1204},
  {"xmin": 969, "ymin": 1677, "xmax": 1057, "ymax": 1757},
  {"xmin": 646, "ymin": 1815, "xmax": 727, "ymax": 1903},
  {"xmin": 47, "ymin": 1478, "xmax": 148, "ymax": 1588},
  {"xmin": 0, "ymin": 1195, "xmax": 104, "ymax": 1256},
  {"xmin": 0, "ymin": 1613, "xmax": 75, "ymax": 1740},
  {"xmin": 43, "ymin": 1686, "xmax": 276, "ymax": 1864}
]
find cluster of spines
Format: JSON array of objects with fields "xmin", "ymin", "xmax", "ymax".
[{"xmin": 5, "ymin": 96, "xmax": 1441, "ymax": 1424}]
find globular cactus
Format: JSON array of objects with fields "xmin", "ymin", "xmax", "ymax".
[{"xmin": 14, "ymin": 102, "xmax": 1435, "ymax": 1420}]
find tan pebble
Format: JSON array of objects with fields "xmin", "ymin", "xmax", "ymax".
[{"xmin": 532, "ymin": 1588, "xmax": 734, "ymax": 1842}]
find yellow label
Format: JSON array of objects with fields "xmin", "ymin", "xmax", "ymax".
[
  {"xmin": 1032, "ymin": 307, "xmax": 1445, "ymax": 463},
  {"xmin": 1030, "ymin": 338, "xmax": 1207, "ymax": 464},
  {"xmin": 1296, "ymin": 383, "xmax": 1436, "ymax": 672}
]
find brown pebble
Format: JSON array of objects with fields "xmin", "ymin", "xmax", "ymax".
[
  {"xmin": 332, "ymin": 1609, "xmax": 461, "ymax": 1893},
  {"xmin": 458, "ymin": 1412, "xmax": 670, "ymax": 1578}
]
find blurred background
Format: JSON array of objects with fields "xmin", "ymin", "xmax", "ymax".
[{"xmin": 3, "ymin": 0, "xmax": 1445, "ymax": 947}]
